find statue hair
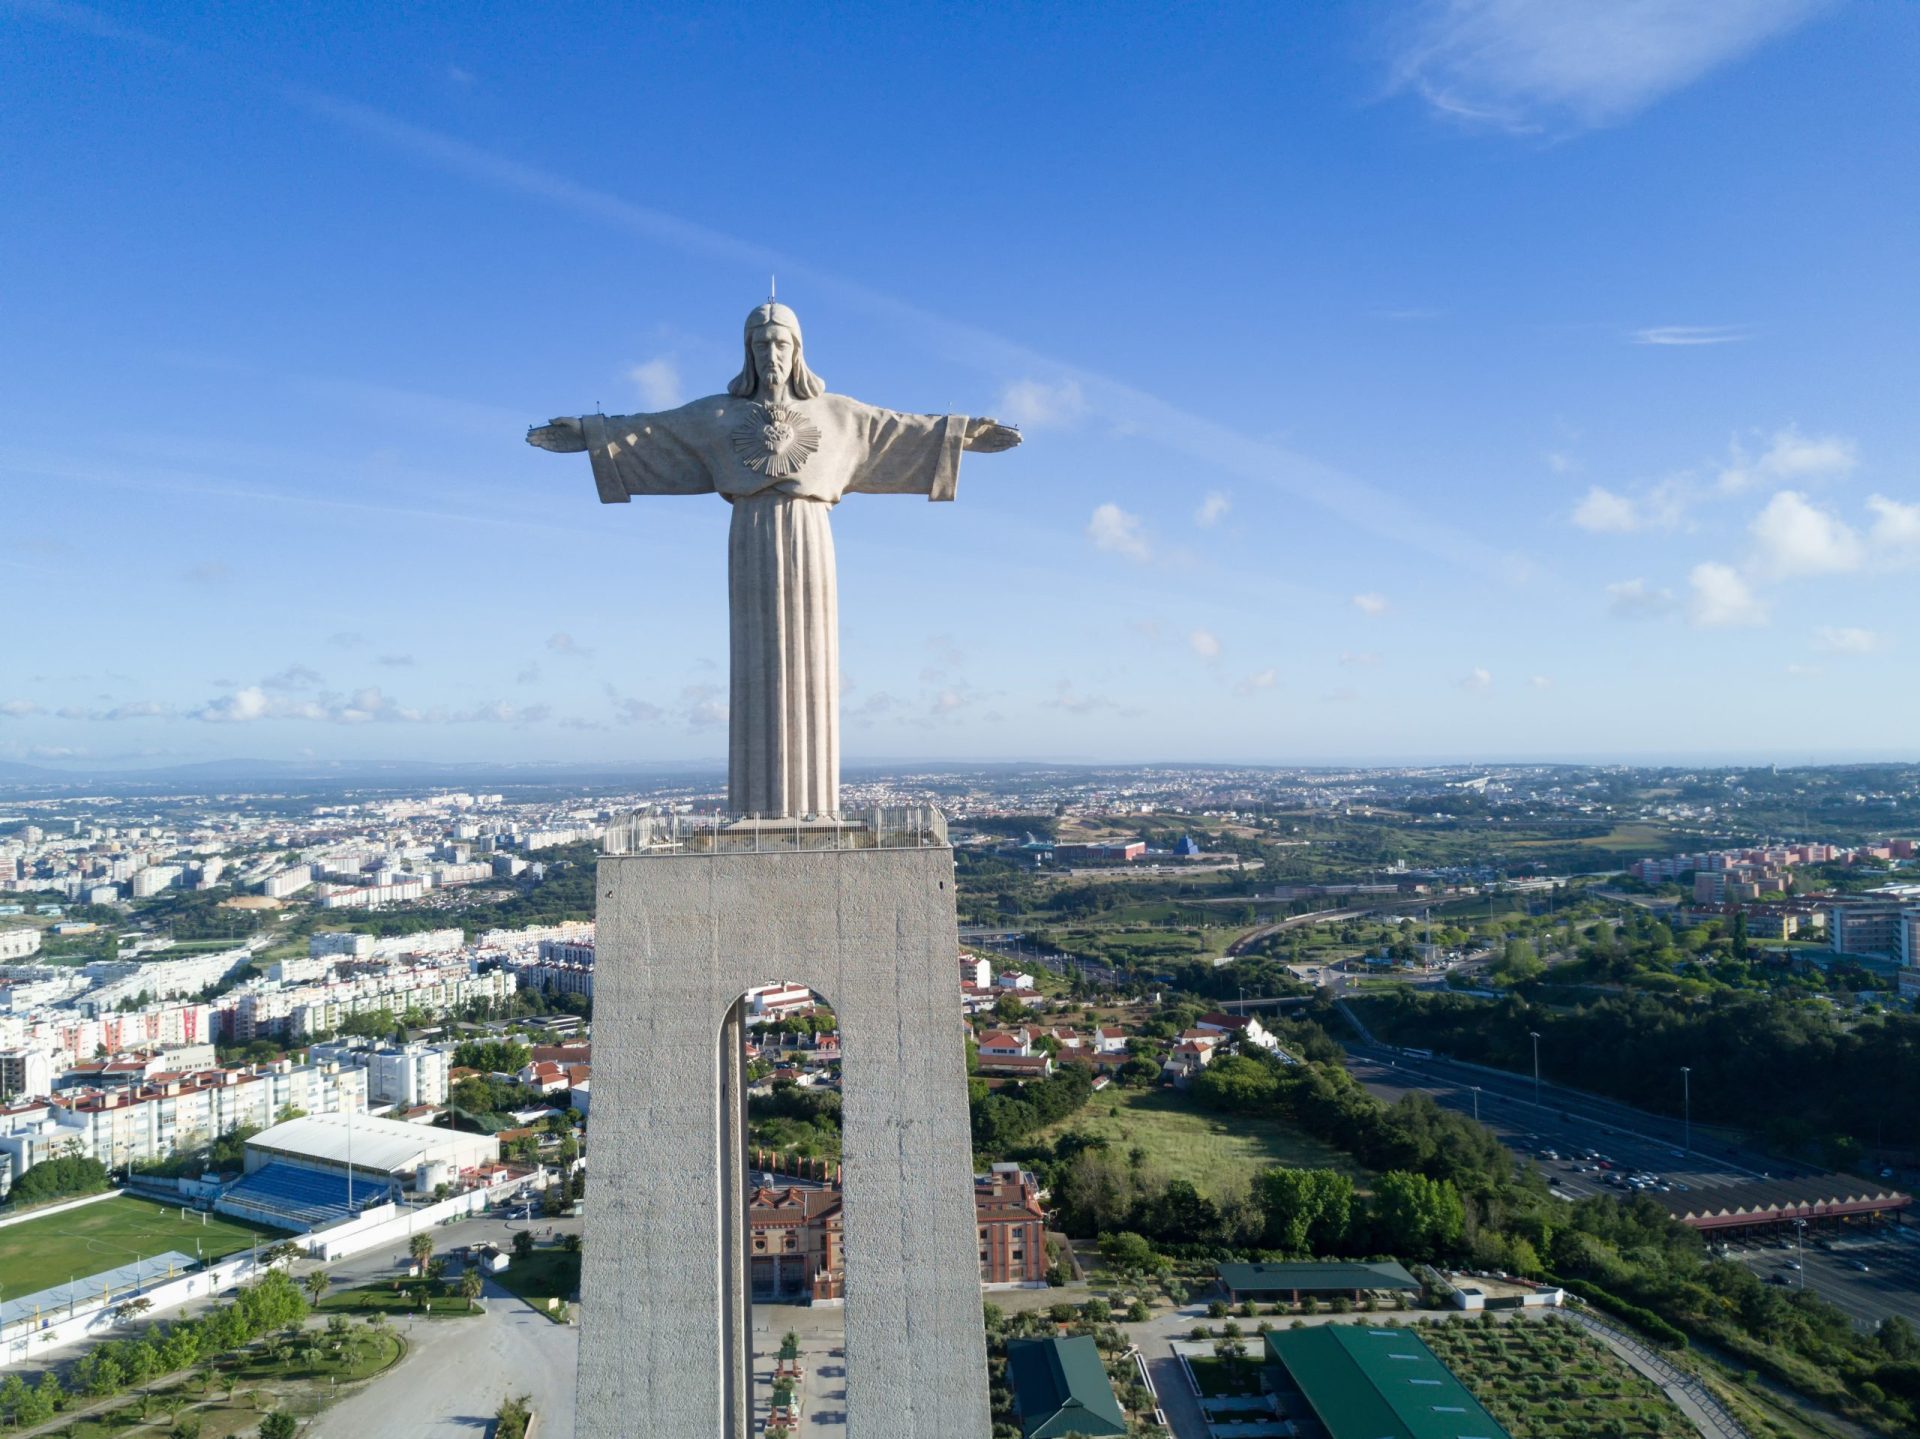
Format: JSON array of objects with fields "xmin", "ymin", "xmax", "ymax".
[{"xmin": 727, "ymin": 302, "xmax": 826, "ymax": 400}]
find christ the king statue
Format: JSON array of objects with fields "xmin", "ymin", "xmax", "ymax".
[{"xmin": 527, "ymin": 301, "xmax": 1020, "ymax": 819}]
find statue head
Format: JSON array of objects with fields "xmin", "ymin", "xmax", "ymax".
[{"xmin": 728, "ymin": 302, "xmax": 826, "ymax": 402}]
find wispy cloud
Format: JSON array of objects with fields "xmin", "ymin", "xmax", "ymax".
[
  {"xmin": 1195, "ymin": 491, "xmax": 1230, "ymax": 527},
  {"xmin": 629, "ymin": 357, "xmax": 682, "ymax": 410},
  {"xmin": 999, "ymin": 378, "xmax": 1086, "ymax": 430},
  {"xmin": 1087, "ymin": 504, "xmax": 1151, "ymax": 562},
  {"xmin": 547, "ymin": 631, "xmax": 593, "ymax": 657},
  {"xmin": 1459, "ymin": 667, "xmax": 1492, "ymax": 691},
  {"xmin": 1235, "ymin": 669, "xmax": 1278, "ymax": 696},
  {"xmin": 1388, "ymin": 0, "xmax": 1830, "ymax": 134},
  {"xmin": 0, "ymin": 700, "xmax": 46, "ymax": 718},
  {"xmin": 1188, "ymin": 629, "xmax": 1221, "ymax": 660},
  {"xmin": 1605, "ymin": 578, "xmax": 1678, "ymax": 620},
  {"xmin": 1719, "ymin": 425, "xmax": 1857, "ymax": 492},
  {"xmin": 1632, "ymin": 325, "xmax": 1751, "ymax": 347},
  {"xmin": 1813, "ymin": 625, "xmax": 1882, "ymax": 656},
  {"xmin": 1571, "ymin": 486, "xmax": 1641, "ymax": 534},
  {"xmin": 1352, "ymin": 592, "xmax": 1390, "ymax": 616}
]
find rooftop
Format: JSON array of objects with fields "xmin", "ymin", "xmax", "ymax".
[
  {"xmin": 1264, "ymin": 1325, "xmax": 1511, "ymax": 1439},
  {"xmin": 1220, "ymin": 1260, "xmax": 1421, "ymax": 1293},
  {"xmin": 1005, "ymin": 1335, "xmax": 1127, "ymax": 1438}
]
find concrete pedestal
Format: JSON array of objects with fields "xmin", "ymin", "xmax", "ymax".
[{"xmin": 575, "ymin": 842, "xmax": 991, "ymax": 1439}]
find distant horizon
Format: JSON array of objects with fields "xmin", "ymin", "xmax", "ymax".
[{"xmin": 2, "ymin": 750, "xmax": 1916, "ymax": 785}]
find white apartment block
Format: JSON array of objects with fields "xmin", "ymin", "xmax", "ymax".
[
  {"xmin": 130, "ymin": 866, "xmax": 185, "ymax": 898},
  {"xmin": 0, "ymin": 929, "xmax": 43, "ymax": 962}
]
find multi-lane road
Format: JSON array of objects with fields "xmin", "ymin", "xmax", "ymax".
[{"xmin": 1341, "ymin": 1042, "xmax": 1913, "ymax": 1331}]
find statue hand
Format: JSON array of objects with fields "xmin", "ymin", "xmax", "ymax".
[
  {"xmin": 963, "ymin": 418, "xmax": 1022, "ymax": 453},
  {"xmin": 526, "ymin": 417, "xmax": 588, "ymax": 453}
]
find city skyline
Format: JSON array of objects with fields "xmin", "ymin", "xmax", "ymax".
[{"xmin": 5, "ymin": 1, "xmax": 1918, "ymax": 768}]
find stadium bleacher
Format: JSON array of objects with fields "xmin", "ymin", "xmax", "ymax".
[{"xmin": 219, "ymin": 1163, "xmax": 396, "ymax": 1230}]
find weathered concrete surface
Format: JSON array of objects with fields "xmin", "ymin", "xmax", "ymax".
[{"xmin": 576, "ymin": 844, "xmax": 989, "ymax": 1439}]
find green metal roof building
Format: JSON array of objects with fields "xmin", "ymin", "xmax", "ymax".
[
  {"xmin": 1263, "ymin": 1325, "xmax": 1512, "ymax": 1439},
  {"xmin": 1005, "ymin": 1335, "xmax": 1129, "ymax": 1438},
  {"xmin": 1219, "ymin": 1259, "xmax": 1421, "ymax": 1301}
]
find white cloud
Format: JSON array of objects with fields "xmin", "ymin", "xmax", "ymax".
[
  {"xmin": 1605, "ymin": 578, "xmax": 1678, "ymax": 620},
  {"xmin": 1389, "ymin": 0, "xmax": 1828, "ymax": 133},
  {"xmin": 612, "ymin": 696, "xmax": 665, "ymax": 724},
  {"xmin": 1351, "ymin": 592, "xmax": 1389, "ymax": 616},
  {"xmin": 1748, "ymin": 490, "xmax": 1864, "ymax": 578},
  {"xmin": 1545, "ymin": 451, "xmax": 1574, "ymax": 474},
  {"xmin": 1529, "ymin": 675, "xmax": 1554, "ymax": 689},
  {"xmin": 1571, "ymin": 485, "xmax": 1640, "ymax": 534},
  {"xmin": 1188, "ymin": 629, "xmax": 1221, "ymax": 659},
  {"xmin": 1720, "ymin": 425, "xmax": 1858, "ymax": 493},
  {"xmin": 1195, "ymin": 491, "xmax": 1231, "ymax": 527},
  {"xmin": 1867, "ymin": 495, "xmax": 1920, "ymax": 559},
  {"xmin": 1688, "ymin": 562, "xmax": 1767, "ymax": 628},
  {"xmin": 1340, "ymin": 650, "xmax": 1382, "ymax": 667},
  {"xmin": 1087, "ymin": 504, "xmax": 1151, "ymax": 562},
  {"xmin": 999, "ymin": 377, "xmax": 1086, "ymax": 429},
  {"xmin": 375, "ymin": 654, "xmax": 415, "ymax": 668},
  {"xmin": 1234, "ymin": 668, "xmax": 1278, "ymax": 695},
  {"xmin": 547, "ymin": 631, "xmax": 593, "ymax": 657},
  {"xmin": 1813, "ymin": 626, "xmax": 1882, "ymax": 655},
  {"xmin": 1632, "ymin": 325, "xmax": 1750, "ymax": 346},
  {"xmin": 0, "ymin": 699, "xmax": 45, "ymax": 718},
  {"xmin": 628, "ymin": 357, "xmax": 682, "ymax": 410},
  {"xmin": 1459, "ymin": 667, "xmax": 1492, "ymax": 691}
]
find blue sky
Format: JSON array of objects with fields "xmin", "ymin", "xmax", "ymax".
[{"xmin": 3, "ymin": 0, "xmax": 1916, "ymax": 769}]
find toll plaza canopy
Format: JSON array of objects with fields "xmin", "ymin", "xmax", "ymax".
[{"xmin": 1660, "ymin": 1178, "xmax": 1911, "ymax": 1233}]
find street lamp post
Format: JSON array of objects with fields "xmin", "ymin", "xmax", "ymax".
[
  {"xmin": 1680, "ymin": 1066, "xmax": 1692, "ymax": 1153},
  {"xmin": 1529, "ymin": 1031, "xmax": 1542, "ymax": 1107},
  {"xmin": 1470, "ymin": 1086, "xmax": 1481, "ymax": 1124},
  {"xmin": 1795, "ymin": 1218, "xmax": 1807, "ymax": 1288}
]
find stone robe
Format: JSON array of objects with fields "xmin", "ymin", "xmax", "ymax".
[{"xmin": 583, "ymin": 394, "xmax": 969, "ymax": 818}]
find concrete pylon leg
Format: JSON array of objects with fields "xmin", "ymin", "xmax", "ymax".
[{"xmin": 575, "ymin": 844, "xmax": 990, "ymax": 1439}]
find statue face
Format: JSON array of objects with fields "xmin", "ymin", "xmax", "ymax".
[{"xmin": 749, "ymin": 323, "xmax": 796, "ymax": 394}]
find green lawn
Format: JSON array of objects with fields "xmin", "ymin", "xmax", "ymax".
[
  {"xmin": 316, "ymin": 1276, "xmax": 481, "ymax": 1318},
  {"xmin": 1039, "ymin": 1087, "xmax": 1364, "ymax": 1196},
  {"xmin": 489, "ymin": 1245, "xmax": 580, "ymax": 1321},
  {"xmin": 0, "ymin": 1195, "xmax": 283, "ymax": 1296}
]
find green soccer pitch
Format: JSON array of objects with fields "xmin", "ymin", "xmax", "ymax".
[{"xmin": 0, "ymin": 1195, "xmax": 286, "ymax": 1299}]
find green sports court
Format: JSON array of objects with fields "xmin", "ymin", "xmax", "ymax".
[{"xmin": 0, "ymin": 1195, "xmax": 285, "ymax": 1299}]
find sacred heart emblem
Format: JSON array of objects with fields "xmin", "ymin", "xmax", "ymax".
[{"xmin": 732, "ymin": 403, "xmax": 820, "ymax": 479}]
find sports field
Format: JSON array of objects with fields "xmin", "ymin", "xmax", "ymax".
[{"xmin": 0, "ymin": 1195, "xmax": 282, "ymax": 1297}]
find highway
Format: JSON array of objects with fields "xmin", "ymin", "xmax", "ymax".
[
  {"xmin": 1342, "ymin": 1042, "xmax": 1801, "ymax": 1198},
  {"xmin": 1343, "ymin": 1043, "xmax": 1916, "ymax": 1332}
]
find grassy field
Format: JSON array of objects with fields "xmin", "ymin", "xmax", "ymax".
[
  {"xmin": 1038, "ymin": 1087, "xmax": 1364, "ymax": 1196},
  {"xmin": 317, "ymin": 1276, "xmax": 481, "ymax": 1318},
  {"xmin": 489, "ymin": 1245, "xmax": 580, "ymax": 1322},
  {"xmin": 0, "ymin": 1195, "xmax": 281, "ymax": 1296}
]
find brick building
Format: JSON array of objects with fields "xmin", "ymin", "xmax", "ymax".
[{"xmin": 748, "ymin": 1163, "xmax": 1049, "ymax": 1302}]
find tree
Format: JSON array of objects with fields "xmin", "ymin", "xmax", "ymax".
[
  {"xmin": 460, "ymin": 1269, "xmax": 484, "ymax": 1311},
  {"xmin": 303, "ymin": 1270, "xmax": 331, "ymax": 1307},
  {"xmin": 512, "ymin": 1229, "xmax": 536, "ymax": 1259},
  {"xmin": 1255, "ymin": 1168, "xmax": 1354, "ymax": 1254},
  {"xmin": 1368, "ymin": 1171, "xmax": 1465, "ymax": 1259},
  {"xmin": 260, "ymin": 1412, "xmax": 298, "ymax": 1439},
  {"xmin": 1193, "ymin": 1055, "xmax": 1280, "ymax": 1112},
  {"xmin": 409, "ymin": 1233, "xmax": 434, "ymax": 1270}
]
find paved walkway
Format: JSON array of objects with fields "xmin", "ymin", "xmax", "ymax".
[{"xmin": 309, "ymin": 1284, "xmax": 577, "ymax": 1439}]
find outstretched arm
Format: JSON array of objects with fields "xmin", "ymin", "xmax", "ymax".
[
  {"xmin": 527, "ymin": 417, "xmax": 588, "ymax": 453},
  {"xmin": 963, "ymin": 418, "xmax": 1021, "ymax": 453}
]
